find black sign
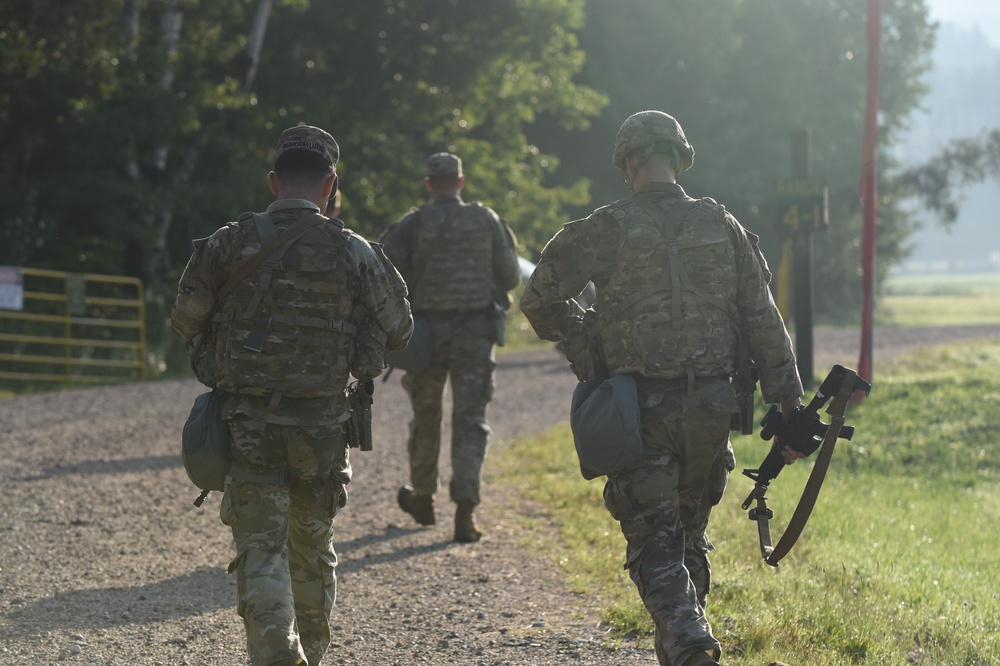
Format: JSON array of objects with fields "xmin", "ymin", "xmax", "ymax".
[{"xmin": 777, "ymin": 177, "xmax": 829, "ymax": 233}]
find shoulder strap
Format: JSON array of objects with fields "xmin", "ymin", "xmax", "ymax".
[
  {"xmin": 218, "ymin": 211, "xmax": 326, "ymax": 302},
  {"xmin": 252, "ymin": 212, "xmax": 277, "ymax": 246}
]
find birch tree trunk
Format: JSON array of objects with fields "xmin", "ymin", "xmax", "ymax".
[
  {"xmin": 138, "ymin": 0, "xmax": 273, "ymax": 301},
  {"xmin": 133, "ymin": 2, "xmax": 183, "ymax": 301},
  {"xmin": 241, "ymin": 0, "xmax": 274, "ymax": 93}
]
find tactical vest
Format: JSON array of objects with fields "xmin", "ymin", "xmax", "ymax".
[
  {"xmin": 210, "ymin": 212, "xmax": 356, "ymax": 398},
  {"xmin": 595, "ymin": 194, "xmax": 741, "ymax": 380},
  {"xmin": 409, "ymin": 202, "xmax": 497, "ymax": 312}
]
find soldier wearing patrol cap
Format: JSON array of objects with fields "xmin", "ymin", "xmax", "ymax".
[
  {"xmin": 380, "ymin": 151, "xmax": 521, "ymax": 543},
  {"xmin": 172, "ymin": 124, "xmax": 413, "ymax": 666},
  {"xmin": 520, "ymin": 111, "xmax": 804, "ymax": 666}
]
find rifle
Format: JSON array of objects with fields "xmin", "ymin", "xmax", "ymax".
[
  {"xmin": 345, "ymin": 377, "xmax": 375, "ymax": 451},
  {"xmin": 741, "ymin": 364, "xmax": 871, "ymax": 566}
]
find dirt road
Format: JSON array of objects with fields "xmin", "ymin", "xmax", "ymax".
[{"xmin": 0, "ymin": 324, "xmax": 994, "ymax": 665}]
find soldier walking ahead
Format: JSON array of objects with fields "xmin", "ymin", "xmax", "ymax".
[
  {"xmin": 380, "ymin": 152, "xmax": 521, "ymax": 542},
  {"xmin": 171, "ymin": 125, "xmax": 412, "ymax": 666},
  {"xmin": 520, "ymin": 111, "xmax": 804, "ymax": 666}
]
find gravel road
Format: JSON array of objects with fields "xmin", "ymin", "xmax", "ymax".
[{"xmin": 0, "ymin": 324, "xmax": 995, "ymax": 665}]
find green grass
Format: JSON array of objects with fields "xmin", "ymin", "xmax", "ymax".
[
  {"xmin": 884, "ymin": 272, "xmax": 1000, "ymax": 297},
  {"xmin": 877, "ymin": 272, "xmax": 1000, "ymax": 327},
  {"xmin": 491, "ymin": 338, "xmax": 1000, "ymax": 665}
]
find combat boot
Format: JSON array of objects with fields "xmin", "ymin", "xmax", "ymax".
[
  {"xmin": 454, "ymin": 502, "xmax": 482, "ymax": 543},
  {"xmin": 397, "ymin": 485, "xmax": 435, "ymax": 526}
]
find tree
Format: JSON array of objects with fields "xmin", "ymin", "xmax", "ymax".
[
  {"xmin": 0, "ymin": 0, "xmax": 272, "ymax": 283},
  {"xmin": 1, "ymin": 0, "xmax": 606, "ymax": 374},
  {"xmin": 1, "ymin": 0, "xmax": 605, "ymax": 285},
  {"xmin": 245, "ymin": 0, "xmax": 606, "ymax": 252},
  {"xmin": 1, "ymin": 0, "xmax": 941, "ymax": 344},
  {"xmin": 531, "ymin": 0, "xmax": 937, "ymax": 320},
  {"xmin": 898, "ymin": 129, "xmax": 1000, "ymax": 224}
]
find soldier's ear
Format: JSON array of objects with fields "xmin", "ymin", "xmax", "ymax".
[{"xmin": 267, "ymin": 171, "xmax": 280, "ymax": 195}]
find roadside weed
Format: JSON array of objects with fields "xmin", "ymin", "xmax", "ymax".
[{"xmin": 493, "ymin": 338, "xmax": 1000, "ymax": 665}]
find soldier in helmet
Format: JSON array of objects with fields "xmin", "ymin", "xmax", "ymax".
[
  {"xmin": 171, "ymin": 125, "xmax": 413, "ymax": 666},
  {"xmin": 520, "ymin": 111, "xmax": 804, "ymax": 666},
  {"xmin": 380, "ymin": 152, "xmax": 521, "ymax": 543}
]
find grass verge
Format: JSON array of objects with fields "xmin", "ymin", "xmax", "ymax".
[
  {"xmin": 877, "ymin": 273, "xmax": 1000, "ymax": 327},
  {"xmin": 491, "ymin": 338, "xmax": 1000, "ymax": 665}
]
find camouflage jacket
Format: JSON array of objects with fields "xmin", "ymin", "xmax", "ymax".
[
  {"xmin": 520, "ymin": 182, "xmax": 802, "ymax": 405},
  {"xmin": 171, "ymin": 198, "xmax": 413, "ymax": 425},
  {"xmin": 380, "ymin": 196, "xmax": 520, "ymax": 313}
]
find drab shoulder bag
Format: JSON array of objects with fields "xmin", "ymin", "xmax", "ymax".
[
  {"xmin": 181, "ymin": 388, "xmax": 230, "ymax": 506},
  {"xmin": 569, "ymin": 374, "xmax": 645, "ymax": 480}
]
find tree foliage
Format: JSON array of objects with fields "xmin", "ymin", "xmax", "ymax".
[
  {"xmin": 1, "ymin": 0, "xmax": 955, "ymax": 340},
  {"xmin": 0, "ymin": 0, "xmax": 269, "ymax": 283},
  {"xmin": 898, "ymin": 129, "xmax": 1000, "ymax": 224},
  {"xmin": 249, "ymin": 0, "xmax": 606, "ymax": 251},
  {"xmin": 0, "ymin": 0, "xmax": 604, "ymax": 287},
  {"xmin": 540, "ymin": 0, "xmax": 937, "ymax": 321}
]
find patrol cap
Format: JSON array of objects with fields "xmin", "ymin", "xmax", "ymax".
[
  {"xmin": 274, "ymin": 125, "xmax": 339, "ymax": 167},
  {"xmin": 425, "ymin": 152, "xmax": 462, "ymax": 176}
]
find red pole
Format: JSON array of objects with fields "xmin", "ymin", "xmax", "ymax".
[{"xmin": 856, "ymin": 0, "xmax": 881, "ymax": 399}]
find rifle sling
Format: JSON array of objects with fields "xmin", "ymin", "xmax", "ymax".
[{"xmin": 750, "ymin": 367, "xmax": 858, "ymax": 567}]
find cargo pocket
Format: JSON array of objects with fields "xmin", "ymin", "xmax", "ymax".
[
  {"xmin": 602, "ymin": 477, "xmax": 634, "ymax": 524},
  {"xmin": 332, "ymin": 478, "xmax": 348, "ymax": 517},
  {"xmin": 320, "ymin": 550, "xmax": 338, "ymax": 611},
  {"xmin": 708, "ymin": 441, "xmax": 736, "ymax": 506},
  {"xmin": 220, "ymin": 481, "xmax": 238, "ymax": 526},
  {"xmin": 483, "ymin": 358, "xmax": 497, "ymax": 403},
  {"xmin": 623, "ymin": 542, "xmax": 645, "ymax": 573},
  {"xmin": 226, "ymin": 550, "xmax": 249, "ymax": 618}
]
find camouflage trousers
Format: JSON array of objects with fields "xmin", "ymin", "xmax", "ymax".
[
  {"xmin": 401, "ymin": 311, "xmax": 496, "ymax": 506},
  {"xmin": 602, "ymin": 377, "xmax": 736, "ymax": 666},
  {"xmin": 221, "ymin": 414, "xmax": 350, "ymax": 666}
]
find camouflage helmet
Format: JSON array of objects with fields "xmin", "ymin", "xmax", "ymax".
[{"xmin": 612, "ymin": 110, "xmax": 694, "ymax": 173}]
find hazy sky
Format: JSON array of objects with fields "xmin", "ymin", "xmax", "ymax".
[{"xmin": 925, "ymin": 0, "xmax": 1000, "ymax": 47}]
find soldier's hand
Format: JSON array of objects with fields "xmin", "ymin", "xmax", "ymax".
[{"xmin": 778, "ymin": 442, "xmax": 805, "ymax": 465}]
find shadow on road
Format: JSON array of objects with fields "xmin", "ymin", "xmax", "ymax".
[{"xmin": 2, "ymin": 567, "xmax": 232, "ymax": 638}]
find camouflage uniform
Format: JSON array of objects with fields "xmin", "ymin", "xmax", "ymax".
[
  {"xmin": 520, "ymin": 112, "xmax": 802, "ymax": 666},
  {"xmin": 380, "ymin": 153, "xmax": 520, "ymax": 513},
  {"xmin": 172, "ymin": 126, "xmax": 412, "ymax": 666}
]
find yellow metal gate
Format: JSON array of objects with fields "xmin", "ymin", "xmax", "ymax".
[{"xmin": 0, "ymin": 266, "xmax": 147, "ymax": 384}]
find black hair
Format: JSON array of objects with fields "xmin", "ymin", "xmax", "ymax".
[
  {"xmin": 426, "ymin": 173, "xmax": 460, "ymax": 191},
  {"xmin": 274, "ymin": 150, "xmax": 335, "ymax": 186}
]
